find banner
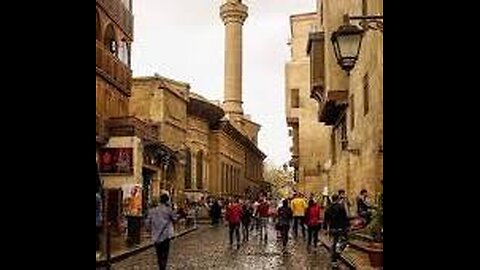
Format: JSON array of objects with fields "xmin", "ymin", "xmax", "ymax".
[
  {"xmin": 99, "ymin": 148, "xmax": 134, "ymax": 175},
  {"xmin": 122, "ymin": 184, "xmax": 142, "ymax": 217}
]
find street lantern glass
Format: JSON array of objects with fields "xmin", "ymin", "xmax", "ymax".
[{"xmin": 331, "ymin": 24, "xmax": 364, "ymax": 73}]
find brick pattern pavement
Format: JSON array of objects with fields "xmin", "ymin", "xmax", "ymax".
[{"xmin": 109, "ymin": 224, "xmax": 351, "ymax": 270}]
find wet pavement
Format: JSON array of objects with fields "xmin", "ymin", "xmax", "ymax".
[{"xmin": 111, "ymin": 224, "xmax": 350, "ymax": 270}]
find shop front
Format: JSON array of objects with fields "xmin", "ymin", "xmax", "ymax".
[{"xmin": 97, "ymin": 116, "xmax": 179, "ymax": 248}]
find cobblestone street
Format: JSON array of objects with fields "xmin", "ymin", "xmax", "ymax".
[{"xmin": 111, "ymin": 225, "xmax": 350, "ymax": 270}]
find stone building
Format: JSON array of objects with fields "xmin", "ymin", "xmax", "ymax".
[
  {"xmin": 96, "ymin": 0, "xmax": 133, "ymax": 156},
  {"xmin": 96, "ymin": 0, "xmax": 177, "ymax": 233},
  {"xmin": 312, "ymin": 0, "xmax": 383, "ymax": 198},
  {"xmin": 285, "ymin": 12, "xmax": 331, "ymax": 196},
  {"xmin": 306, "ymin": 0, "xmax": 383, "ymax": 202},
  {"xmin": 96, "ymin": 0, "xmax": 135, "ymax": 198},
  {"xmin": 131, "ymin": 76, "xmax": 266, "ymax": 202}
]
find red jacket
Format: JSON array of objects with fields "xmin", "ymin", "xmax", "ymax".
[
  {"xmin": 257, "ymin": 202, "xmax": 270, "ymax": 218},
  {"xmin": 226, "ymin": 203, "xmax": 243, "ymax": 225},
  {"xmin": 305, "ymin": 203, "xmax": 323, "ymax": 227}
]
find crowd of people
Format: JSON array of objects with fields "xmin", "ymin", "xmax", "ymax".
[
  {"xmin": 96, "ymin": 187, "xmax": 376, "ymax": 269},
  {"xmin": 216, "ymin": 189, "xmax": 376, "ymax": 266}
]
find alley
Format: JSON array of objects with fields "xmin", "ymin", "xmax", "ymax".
[{"xmin": 110, "ymin": 225, "xmax": 350, "ymax": 270}]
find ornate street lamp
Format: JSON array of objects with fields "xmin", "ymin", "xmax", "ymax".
[
  {"xmin": 331, "ymin": 23, "xmax": 364, "ymax": 74},
  {"xmin": 331, "ymin": 14, "xmax": 383, "ymax": 74}
]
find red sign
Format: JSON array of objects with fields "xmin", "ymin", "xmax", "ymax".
[{"xmin": 99, "ymin": 148, "xmax": 134, "ymax": 175}]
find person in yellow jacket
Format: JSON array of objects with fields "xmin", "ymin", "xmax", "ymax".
[{"xmin": 290, "ymin": 193, "xmax": 307, "ymax": 238}]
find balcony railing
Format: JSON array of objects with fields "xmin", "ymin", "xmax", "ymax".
[
  {"xmin": 96, "ymin": 0, "xmax": 134, "ymax": 38},
  {"xmin": 96, "ymin": 40, "xmax": 132, "ymax": 95},
  {"xmin": 106, "ymin": 116, "xmax": 159, "ymax": 143}
]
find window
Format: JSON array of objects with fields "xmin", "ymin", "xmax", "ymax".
[
  {"xmin": 122, "ymin": 0, "xmax": 132, "ymax": 11},
  {"xmin": 362, "ymin": 0, "xmax": 368, "ymax": 16},
  {"xmin": 226, "ymin": 165, "xmax": 231, "ymax": 193},
  {"xmin": 221, "ymin": 163, "xmax": 226, "ymax": 193},
  {"xmin": 350, "ymin": 95, "xmax": 355, "ymax": 131},
  {"xmin": 184, "ymin": 149, "xmax": 192, "ymax": 189},
  {"xmin": 291, "ymin": 89, "xmax": 300, "ymax": 108},
  {"xmin": 363, "ymin": 73, "xmax": 370, "ymax": 115},
  {"xmin": 196, "ymin": 151, "xmax": 204, "ymax": 190}
]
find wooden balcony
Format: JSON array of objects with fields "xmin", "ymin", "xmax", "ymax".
[
  {"xmin": 106, "ymin": 116, "xmax": 159, "ymax": 143},
  {"xmin": 307, "ymin": 32, "xmax": 326, "ymax": 103},
  {"xmin": 96, "ymin": 40, "xmax": 132, "ymax": 96},
  {"xmin": 96, "ymin": 0, "xmax": 134, "ymax": 39},
  {"xmin": 319, "ymin": 91, "xmax": 348, "ymax": 126}
]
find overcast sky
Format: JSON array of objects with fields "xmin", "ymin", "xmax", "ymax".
[{"xmin": 132, "ymin": 0, "xmax": 316, "ymax": 166}]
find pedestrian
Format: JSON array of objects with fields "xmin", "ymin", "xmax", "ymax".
[
  {"xmin": 252, "ymin": 199, "xmax": 260, "ymax": 232},
  {"xmin": 226, "ymin": 198, "xmax": 243, "ymax": 249},
  {"xmin": 305, "ymin": 198, "xmax": 323, "ymax": 249},
  {"xmin": 356, "ymin": 189, "xmax": 373, "ymax": 225},
  {"xmin": 324, "ymin": 194, "xmax": 350, "ymax": 267},
  {"xmin": 146, "ymin": 194, "xmax": 178, "ymax": 270},
  {"xmin": 257, "ymin": 196, "xmax": 270, "ymax": 242},
  {"xmin": 291, "ymin": 193, "xmax": 307, "ymax": 238},
  {"xmin": 338, "ymin": 189, "xmax": 352, "ymax": 218},
  {"xmin": 210, "ymin": 199, "xmax": 222, "ymax": 226},
  {"xmin": 186, "ymin": 202, "xmax": 197, "ymax": 228},
  {"xmin": 241, "ymin": 201, "xmax": 253, "ymax": 241},
  {"xmin": 277, "ymin": 199, "xmax": 293, "ymax": 250}
]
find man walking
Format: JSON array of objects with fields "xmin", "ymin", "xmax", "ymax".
[
  {"xmin": 146, "ymin": 194, "xmax": 178, "ymax": 270},
  {"xmin": 277, "ymin": 199, "xmax": 293, "ymax": 251},
  {"xmin": 291, "ymin": 193, "xmax": 307, "ymax": 238},
  {"xmin": 226, "ymin": 198, "xmax": 243, "ymax": 249},
  {"xmin": 324, "ymin": 194, "xmax": 350, "ymax": 267}
]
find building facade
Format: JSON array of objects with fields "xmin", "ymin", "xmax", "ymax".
[
  {"xmin": 96, "ymin": 0, "xmax": 133, "ymax": 143},
  {"xmin": 312, "ymin": 0, "xmax": 383, "ymax": 200},
  {"xmin": 286, "ymin": 13, "xmax": 331, "ymax": 195},
  {"xmin": 131, "ymin": 76, "xmax": 267, "ymax": 202},
  {"xmin": 96, "ymin": 0, "xmax": 134, "ymax": 195},
  {"xmin": 308, "ymin": 0, "xmax": 383, "ymax": 202},
  {"xmin": 96, "ymin": 1, "xmax": 178, "ymax": 236}
]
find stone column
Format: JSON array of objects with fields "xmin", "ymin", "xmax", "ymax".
[{"xmin": 220, "ymin": 0, "xmax": 248, "ymax": 118}]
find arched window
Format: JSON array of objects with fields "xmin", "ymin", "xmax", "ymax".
[
  {"xmin": 118, "ymin": 39, "xmax": 130, "ymax": 66},
  {"xmin": 196, "ymin": 151, "xmax": 204, "ymax": 190},
  {"xmin": 185, "ymin": 149, "xmax": 192, "ymax": 189},
  {"xmin": 104, "ymin": 24, "xmax": 117, "ymax": 55}
]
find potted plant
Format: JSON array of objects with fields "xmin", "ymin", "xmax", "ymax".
[
  {"xmin": 349, "ymin": 192, "xmax": 383, "ymax": 268},
  {"xmin": 365, "ymin": 192, "xmax": 383, "ymax": 267}
]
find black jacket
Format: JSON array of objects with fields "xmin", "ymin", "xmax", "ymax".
[
  {"xmin": 324, "ymin": 202, "xmax": 350, "ymax": 230},
  {"xmin": 277, "ymin": 206, "xmax": 293, "ymax": 226}
]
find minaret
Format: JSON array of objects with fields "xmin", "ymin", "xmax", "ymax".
[{"xmin": 220, "ymin": 0, "xmax": 248, "ymax": 119}]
